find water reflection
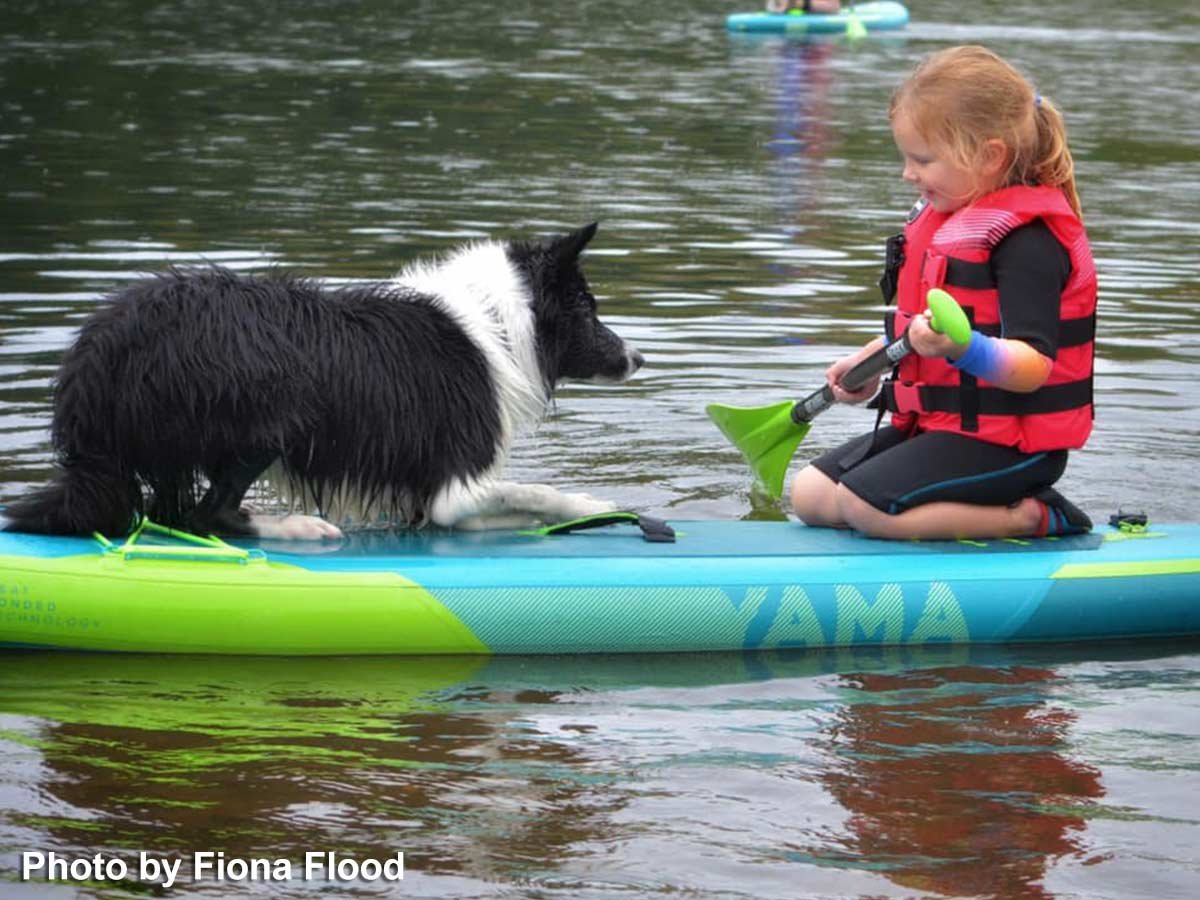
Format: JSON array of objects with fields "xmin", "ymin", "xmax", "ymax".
[
  {"xmin": 811, "ymin": 665, "xmax": 1103, "ymax": 898},
  {"xmin": 1, "ymin": 654, "xmax": 620, "ymax": 887},
  {"xmin": 767, "ymin": 39, "xmax": 835, "ymax": 226},
  {"xmin": 5, "ymin": 645, "xmax": 1194, "ymax": 895}
]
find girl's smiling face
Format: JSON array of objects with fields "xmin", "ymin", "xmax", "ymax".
[{"xmin": 891, "ymin": 112, "xmax": 984, "ymax": 214}]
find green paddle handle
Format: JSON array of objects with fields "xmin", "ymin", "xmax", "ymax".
[{"xmin": 791, "ymin": 289, "xmax": 970, "ymax": 424}]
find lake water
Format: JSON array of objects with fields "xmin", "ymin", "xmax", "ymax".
[{"xmin": 2, "ymin": 0, "xmax": 1199, "ymax": 896}]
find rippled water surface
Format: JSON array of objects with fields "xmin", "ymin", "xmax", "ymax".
[{"xmin": 3, "ymin": 0, "xmax": 1200, "ymax": 896}]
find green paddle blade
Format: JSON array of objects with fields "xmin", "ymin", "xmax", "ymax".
[{"xmin": 706, "ymin": 400, "xmax": 811, "ymax": 500}]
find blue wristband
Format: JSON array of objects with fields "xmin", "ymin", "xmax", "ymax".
[{"xmin": 950, "ymin": 330, "xmax": 1003, "ymax": 380}]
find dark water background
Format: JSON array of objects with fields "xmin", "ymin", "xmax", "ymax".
[{"xmin": 2, "ymin": 0, "xmax": 1199, "ymax": 896}]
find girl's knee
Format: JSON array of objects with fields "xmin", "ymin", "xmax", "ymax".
[{"xmin": 790, "ymin": 466, "xmax": 839, "ymax": 526}]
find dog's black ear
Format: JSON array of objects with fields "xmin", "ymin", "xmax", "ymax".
[{"xmin": 554, "ymin": 222, "xmax": 598, "ymax": 262}]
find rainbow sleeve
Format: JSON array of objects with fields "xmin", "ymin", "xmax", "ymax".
[{"xmin": 950, "ymin": 331, "xmax": 1053, "ymax": 392}]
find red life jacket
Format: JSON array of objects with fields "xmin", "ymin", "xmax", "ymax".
[{"xmin": 878, "ymin": 185, "xmax": 1096, "ymax": 452}]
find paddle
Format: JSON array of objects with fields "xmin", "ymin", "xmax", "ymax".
[
  {"xmin": 706, "ymin": 288, "xmax": 971, "ymax": 499},
  {"xmin": 845, "ymin": 6, "xmax": 868, "ymax": 40}
]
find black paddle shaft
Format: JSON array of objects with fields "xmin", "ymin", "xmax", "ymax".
[{"xmin": 791, "ymin": 332, "xmax": 915, "ymax": 425}]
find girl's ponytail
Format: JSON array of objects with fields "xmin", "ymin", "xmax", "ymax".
[{"xmin": 1026, "ymin": 95, "xmax": 1082, "ymax": 219}]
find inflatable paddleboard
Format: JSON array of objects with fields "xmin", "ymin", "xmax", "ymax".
[
  {"xmin": 1, "ymin": 514, "xmax": 1198, "ymax": 655},
  {"xmin": 727, "ymin": 1, "xmax": 909, "ymax": 34}
]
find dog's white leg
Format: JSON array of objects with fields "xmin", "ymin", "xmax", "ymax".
[
  {"xmin": 247, "ymin": 513, "xmax": 344, "ymax": 541},
  {"xmin": 493, "ymin": 482, "xmax": 617, "ymax": 521},
  {"xmin": 429, "ymin": 478, "xmax": 616, "ymax": 531},
  {"xmin": 428, "ymin": 478, "xmax": 533, "ymax": 530}
]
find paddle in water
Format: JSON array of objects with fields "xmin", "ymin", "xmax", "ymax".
[
  {"xmin": 707, "ymin": 288, "xmax": 971, "ymax": 499},
  {"xmin": 844, "ymin": 7, "xmax": 868, "ymax": 40}
]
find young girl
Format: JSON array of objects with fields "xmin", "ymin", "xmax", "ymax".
[{"xmin": 790, "ymin": 45, "xmax": 1096, "ymax": 540}]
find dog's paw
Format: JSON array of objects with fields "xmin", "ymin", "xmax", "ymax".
[
  {"xmin": 249, "ymin": 514, "xmax": 343, "ymax": 541},
  {"xmin": 553, "ymin": 492, "xmax": 619, "ymax": 521}
]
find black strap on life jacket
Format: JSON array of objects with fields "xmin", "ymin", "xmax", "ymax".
[
  {"xmin": 973, "ymin": 313, "xmax": 1096, "ymax": 348},
  {"xmin": 943, "ymin": 258, "xmax": 995, "ymax": 290},
  {"xmin": 956, "ymin": 306, "xmax": 980, "ymax": 431},
  {"xmin": 884, "ymin": 310, "xmax": 1095, "ymax": 350},
  {"xmin": 879, "ymin": 378, "xmax": 1093, "ymax": 418}
]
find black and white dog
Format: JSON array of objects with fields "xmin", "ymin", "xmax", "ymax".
[{"xmin": 4, "ymin": 223, "xmax": 642, "ymax": 539}]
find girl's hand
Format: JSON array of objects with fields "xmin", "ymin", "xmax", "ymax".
[
  {"xmin": 825, "ymin": 337, "xmax": 885, "ymax": 404},
  {"xmin": 908, "ymin": 308, "xmax": 963, "ymax": 359}
]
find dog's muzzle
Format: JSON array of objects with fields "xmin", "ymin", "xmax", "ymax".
[
  {"xmin": 626, "ymin": 347, "xmax": 645, "ymax": 376},
  {"xmin": 586, "ymin": 345, "xmax": 644, "ymax": 385}
]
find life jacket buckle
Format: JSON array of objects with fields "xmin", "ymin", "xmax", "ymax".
[
  {"xmin": 922, "ymin": 251, "xmax": 948, "ymax": 289},
  {"xmin": 879, "ymin": 233, "xmax": 906, "ymax": 304}
]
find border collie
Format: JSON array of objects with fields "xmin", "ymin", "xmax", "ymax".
[{"xmin": 4, "ymin": 223, "xmax": 642, "ymax": 539}]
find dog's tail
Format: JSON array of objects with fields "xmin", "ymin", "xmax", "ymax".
[
  {"xmin": 3, "ymin": 460, "xmax": 141, "ymax": 536},
  {"xmin": 4, "ymin": 278, "xmax": 151, "ymax": 537}
]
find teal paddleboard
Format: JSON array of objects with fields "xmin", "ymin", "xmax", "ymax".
[
  {"xmin": 727, "ymin": 1, "xmax": 909, "ymax": 34},
  {"xmin": 1, "ymin": 516, "xmax": 1197, "ymax": 655}
]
